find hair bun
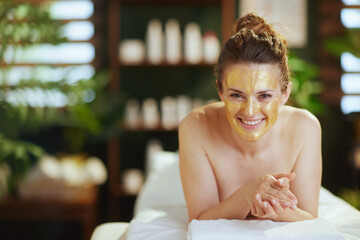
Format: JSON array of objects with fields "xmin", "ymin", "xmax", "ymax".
[{"xmin": 235, "ymin": 13, "xmax": 273, "ymax": 36}]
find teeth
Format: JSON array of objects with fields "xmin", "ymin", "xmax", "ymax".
[{"xmin": 241, "ymin": 119, "xmax": 262, "ymax": 126}]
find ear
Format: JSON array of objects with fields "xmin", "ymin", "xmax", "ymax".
[
  {"xmin": 281, "ymin": 82, "xmax": 292, "ymax": 105},
  {"xmin": 219, "ymin": 92, "xmax": 224, "ymax": 102},
  {"xmin": 218, "ymin": 89, "xmax": 225, "ymax": 102}
]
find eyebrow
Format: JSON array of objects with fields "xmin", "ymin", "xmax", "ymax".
[{"xmin": 227, "ymin": 88, "xmax": 276, "ymax": 94}]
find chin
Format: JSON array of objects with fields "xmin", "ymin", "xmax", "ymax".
[{"xmin": 242, "ymin": 136, "xmax": 262, "ymax": 142}]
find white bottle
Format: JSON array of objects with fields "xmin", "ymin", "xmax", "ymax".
[
  {"xmin": 122, "ymin": 169, "xmax": 144, "ymax": 195},
  {"xmin": 203, "ymin": 31, "xmax": 220, "ymax": 64},
  {"xmin": 142, "ymin": 98, "xmax": 160, "ymax": 129},
  {"xmin": 124, "ymin": 99, "xmax": 141, "ymax": 129},
  {"xmin": 184, "ymin": 22, "xmax": 203, "ymax": 64},
  {"xmin": 165, "ymin": 19, "xmax": 182, "ymax": 64},
  {"xmin": 161, "ymin": 96, "xmax": 177, "ymax": 130},
  {"xmin": 119, "ymin": 39, "xmax": 145, "ymax": 65},
  {"xmin": 146, "ymin": 19, "xmax": 164, "ymax": 65}
]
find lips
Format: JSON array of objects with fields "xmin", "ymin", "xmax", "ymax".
[{"xmin": 238, "ymin": 118, "xmax": 265, "ymax": 128}]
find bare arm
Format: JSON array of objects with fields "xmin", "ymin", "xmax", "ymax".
[
  {"xmin": 179, "ymin": 112, "xmax": 296, "ymax": 221},
  {"xmin": 251, "ymin": 111, "xmax": 322, "ymax": 222},
  {"xmin": 285, "ymin": 112, "xmax": 322, "ymax": 219},
  {"xmin": 179, "ymin": 113, "xmax": 249, "ymax": 221}
]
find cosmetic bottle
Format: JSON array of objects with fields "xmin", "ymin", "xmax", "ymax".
[
  {"xmin": 161, "ymin": 96, "xmax": 177, "ymax": 130},
  {"xmin": 146, "ymin": 19, "xmax": 164, "ymax": 64},
  {"xmin": 184, "ymin": 22, "xmax": 202, "ymax": 64},
  {"xmin": 124, "ymin": 99, "xmax": 141, "ymax": 129},
  {"xmin": 119, "ymin": 39, "xmax": 145, "ymax": 65},
  {"xmin": 203, "ymin": 31, "xmax": 220, "ymax": 64},
  {"xmin": 165, "ymin": 19, "xmax": 182, "ymax": 64},
  {"xmin": 142, "ymin": 98, "xmax": 160, "ymax": 129}
]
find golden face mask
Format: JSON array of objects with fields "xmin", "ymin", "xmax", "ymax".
[{"xmin": 221, "ymin": 64, "xmax": 283, "ymax": 141}]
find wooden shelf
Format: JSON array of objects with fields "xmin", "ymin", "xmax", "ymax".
[
  {"xmin": 106, "ymin": 0, "xmax": 235, "ymax": 221},
  {"xmin": 114, "ymin": 0, "xmax": 221, "ymax": 4},
  {"xmin": 122, "ymin": 127, "xmax": 178, "ymax": 132},
  {"xmin": 110, "ymin": 183, "xmax": 138, "ymax": 197},
  {"xmin": 119, "ymin": 61, "xmax": 215, "ymax": 67},
  {"xmin": 0, "ymin": 63, "xmax": 94, "ymax": 67},
  {"xmin": 0, "ymin": 188, "xmax": 98, "ymax": 240}
]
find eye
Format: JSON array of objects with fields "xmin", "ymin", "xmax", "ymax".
[
  {"xmin": 230, "ymin": 93, "xmax": 244, "ymax": 99},
  {"xmin": 259, "ymin": 94, "xmax": 272, "ymax": 100}
]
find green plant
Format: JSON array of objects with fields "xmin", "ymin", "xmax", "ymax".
[
  {"xmin": 288, "ymin": 53, "xmax": 325, "ymax": 114},
  {"xmin": 324, "ymin": 29, "xmax": 360, "ymax": 58},
  {"xmin": 0, "ymin": 2, "xmax": 119, "ymax": 195},
  {"xmin": 339, "ymin": 188, "xmax": 360, "ymax": 210}
]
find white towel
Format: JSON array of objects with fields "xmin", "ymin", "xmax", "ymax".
[{"xmin": 188, "ymin": 218, "xmax": 345, "ymax": 240}]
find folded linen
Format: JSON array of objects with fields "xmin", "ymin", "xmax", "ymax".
[
  {"xmin": 188, "ymin": 218, "xmax": 345, "ymax": 240},
  {"xmin": 126, "ymin": 205, "xmax": 188, "ymax": 240}
]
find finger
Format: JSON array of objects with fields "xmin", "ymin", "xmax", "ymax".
[
  {"xmin": 251, "ymin": 197, "xmax": 258, "ymax": 216},
  {"xmin": 271, "ymin": 186, "xmax": 298, "ymax": 204},
  {"xmin": 269, "ymin": 198, "xmax": 282, "ymax": 213},
  {"xmin": 254, "ymin": 194, "xmax": 266, "ymax": 216},
  {"xmin": 282, "ymin": 188, "xmax": 298, "ymax": 204},
  {"xmin": 272, "ymin": 173, "xmax": 296, "ymax": 181},
  {"xmin": 276, "ymin": 177, "xmax": 289, "ymax": 188},
  {"xmin": 266, "ymin": 188, "xmax": 298, "ymax": 206},
  {"xmin": 270, "ymin": 198, "xmax": 292, "ymax": 214},
  {"xmin": 262, "ymin": 201, "xmax": 277, "ymax": 219},
  {"xmin": 260, "ymin": 185, "xmax": 294, "ymax": 203},
  {"xmin": 277, "ymin": 196, "xmax": 297, "ymax": 210},
  {"xmin": 251, "ymin": 194, "xmax": 260, "ymax": 216}
]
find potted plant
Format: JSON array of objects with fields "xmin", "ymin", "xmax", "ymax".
[{"xmin": 0, "ymin": 1, "xmax": 121, "ymax": 199}]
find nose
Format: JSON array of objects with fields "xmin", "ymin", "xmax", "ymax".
[{"xmin": 242, "ymin": 97, "xmax": 259, "ymax": 117}]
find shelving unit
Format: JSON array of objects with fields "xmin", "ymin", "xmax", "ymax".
[
  {"xmin": 106, "ymin": 0, "xmax": 235, "ymax": 221},
  {"xmin": 0, "ymin": 190, "xmax": 98, "ymax": 240}
]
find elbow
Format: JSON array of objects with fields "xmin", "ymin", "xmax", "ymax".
[
  {"xmin": 188, "ymin": 216, "xmax": 198, "ymax": 222},
  {"xmin": 188, "ymin": 212, "xmax": 202, "ymax": 222}
]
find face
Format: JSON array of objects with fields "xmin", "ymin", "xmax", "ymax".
[{"xmin": 220, "ymin": 63, "xmax": 288, "ymax": 142}]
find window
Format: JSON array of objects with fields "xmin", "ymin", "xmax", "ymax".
[
  {"xmin": 1, "ymin": 0, "xmax": 96, "ymax": 108},
  {"xmin": 340, "ymin": 1, "xmax": 360, "ymax": 114}
]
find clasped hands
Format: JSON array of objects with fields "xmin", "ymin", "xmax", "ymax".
[{"xmin": 246, "ymin": 173, "xmax": 297, "ymax": 220}]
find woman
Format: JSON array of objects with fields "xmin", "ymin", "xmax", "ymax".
[{"xmin": 179, "ymin": 13, "xmax": 322, "ymax": 222}]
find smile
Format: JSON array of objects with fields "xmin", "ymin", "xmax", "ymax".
[{"xmin": 239, "ymin": 118, "xmax": 264, "ymax": 126}]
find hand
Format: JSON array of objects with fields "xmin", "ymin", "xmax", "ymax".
[
  {"xmin": 245, "ymin": 173, "xmax": 297, "ymax": 213},
  {"xmin": 248, "ymin": 173, "xmax": 297, "ymax": 220},
  {"xmin": 273, "ymin": 173, "xmax": 296, "ymax": 189},
  {"xmin": 250, "ymin": 193, "xmax": 295, "ymax": 220},
  {"xmin": 251, "ymin": 194, "xmax": 278, "ymax": 219}
]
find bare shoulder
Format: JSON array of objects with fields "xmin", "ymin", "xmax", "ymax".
[
  {"xmin": 179, "ymin": 101, "xmax": 224, "ymax": 135},
  {"xmin": 281, "ymin": 105, "xmax": 321, "ymax": 137}
]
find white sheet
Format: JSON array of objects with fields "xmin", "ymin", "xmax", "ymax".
[
  {"xmin": 90, "ymin": 150, "xmax": 360, "ymax": 240},
  {"xmin": 188, "ymin": 218, "xmax": 345, "ymax": 240},
  {"xmin": 90, "ymin": 222, "xmax": 129, "ymax": 240},
  {"xmin": 125, "ymin": 153, "xmax": 360, "ymax": 240},
  {"xmin": 126, "ymin": 188, "xmax": 360, "ymax": 240}
]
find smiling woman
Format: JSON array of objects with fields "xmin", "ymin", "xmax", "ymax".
[
  {"xmin": 179, "ymin": 13, "xmax": 322, "ymax": 223},
  {"xmin": 220, "ymin": 63, "xmax": 290, "ymax": 142}
]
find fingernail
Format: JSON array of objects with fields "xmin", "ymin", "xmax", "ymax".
[
  {"xmin": 263, "ymin": 202, "xmax": 268, "ymax": 208},
  {"xmin": 283, "ymin": 201, "xmax": 290, "ymax": 207},
  {"xmin": 256, "ymin": 193, "xmax": 260, "ymax": 200},
  {"xmin": 278, "ymin": 178, "xmax": 284, "ymax": 185},
  {"xmin": 291, "ymin": 204, "xmax": 297, "ymax": 210},
  {"xmin": 293, "ymin": 198, "xmax": 298, "ymax": 204},
  {"xmin": 271, "ymin": 199, "xmax": 276, "ymax": 205}
]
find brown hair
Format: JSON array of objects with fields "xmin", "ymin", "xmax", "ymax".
[{"xmin": 215, "ymin": 13, "xmax": 290, "ymax": 93}]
